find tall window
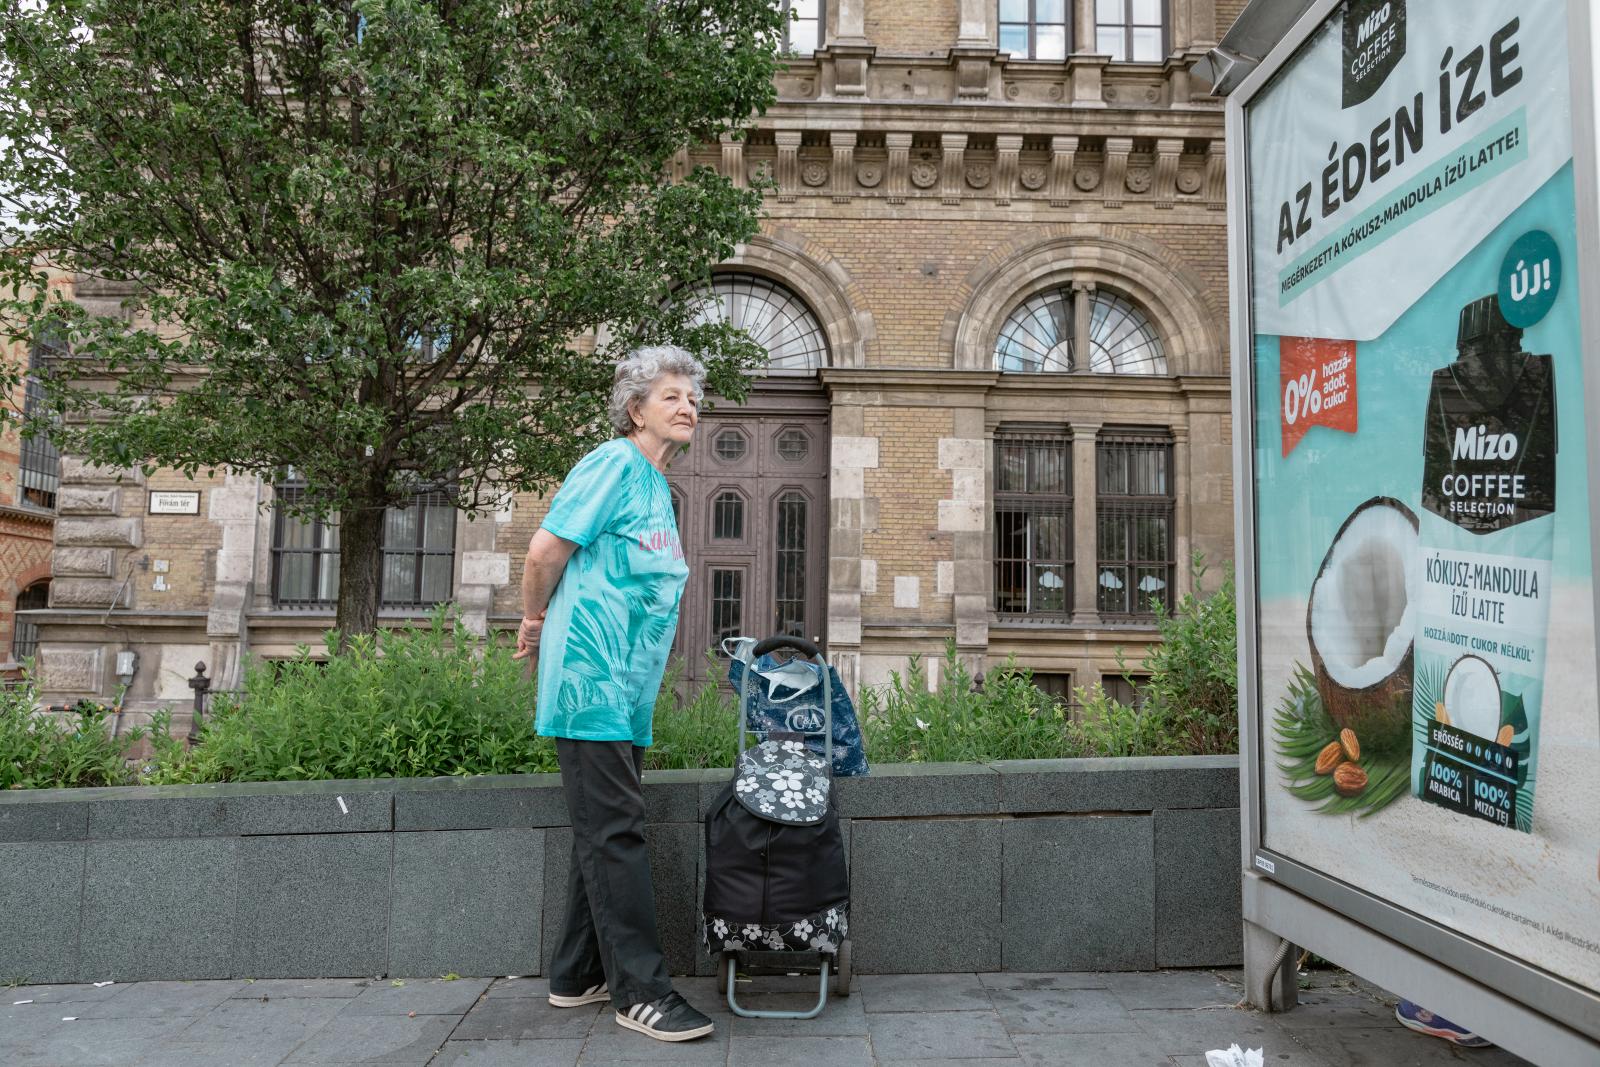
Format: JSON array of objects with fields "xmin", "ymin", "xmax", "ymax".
[
  {"xmin": 999, "ymin": 0, "xmax": 1069, "ymax": 60},
  {"xmin": 1096, "ymin": 0, "xmax": 1165, "ymax": 61},
  {"xmin": 271, "ymin": 478, "xmax": 457, "ymax": 609},
  {"xmin": 995, "ymin": 287, "xmax": 1167, "ymax": 375},
  {"xmin": 685, "ymin": 274, "xmax": 829, "ymax": 372},
  {"xmin": 782, "ymin": 0, "xmax": 822, "ymax": 55},
  {"xmin": 1096, "ymin": 432, "xmax": 1174, "ymax": 617},
  {"xmin": 19, "ymin": 332, "xmax": 64, "ymax": 511},
  {"xmin": 774, "ymin": 491, "xmax": 808, "ymax": 637},
  {"xmin": 11, "ymin": 580, "xmax": 48, "ymax": 663},
  {"xmin": 994, "ymin": 430, "xmax": 1072, "ymax": 617}
]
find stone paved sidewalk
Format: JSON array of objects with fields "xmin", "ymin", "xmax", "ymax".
[{"xmin": 0, "ymin": 968, "xmax": 1535, "ymax": 1066}]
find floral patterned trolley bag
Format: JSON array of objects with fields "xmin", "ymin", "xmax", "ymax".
[{"xmin": 703, "ymin": 635, "xmax": 853, "ymax": 1017}]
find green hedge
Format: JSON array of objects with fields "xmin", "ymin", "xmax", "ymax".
[{"xmin": 7, "ymin": 567, "xmax": 1237, "ymax": 789}]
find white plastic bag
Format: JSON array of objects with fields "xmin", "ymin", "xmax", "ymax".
[{"xmin": 1204, "ymin": 1045, "xmax": 1264, "ymax": 1067}]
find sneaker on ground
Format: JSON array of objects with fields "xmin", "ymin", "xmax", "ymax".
[
  {"xmin": 616, "ymin": 991, "xmax": 715, "ymax": 1042},
  {"xmin": 547, "ymin": 982, "xmax": 608, "ymax": 1008},
  {"xmin": 1395, "ymin": 1000, "xmax": 1494, "ymax": 1048}
]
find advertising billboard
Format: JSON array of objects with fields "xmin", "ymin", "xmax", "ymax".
[{"xmin": 1242, "ymin": 0, "xmax": 1600, "ymax": 1003}]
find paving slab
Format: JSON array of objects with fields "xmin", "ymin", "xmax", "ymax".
[
  {"xmin": 729, "ymin": 1034, "xmax": 874, "ymax": 1067},
  {"xmin": 453, "ymin": 996, "xmax": 601, "ymax": 1040},
  {"xmin": 430, "ymin": 1039, "xmax": 585, "ymax": 1067},
  {"xmin": 3, "ymin": 1016, "xmax": 197, "ymax": 1067},
  {"xmin": 724, "ymin": 985, "xmax": 868, "ymax": 1036},
  {"xmin": 1, "ymin": 981, "xmax": 132, "ymax": 1021},
  {"xmin": 1271, "ymin": 1026, "xmax": 1534, "ymax": 1067},
  {"xmin": 1269, "ymin": 988, "xmax": 1402, "ymax": 1029},
  {"xmin": 1012, "ymin": 1030, "xmax": 1191, "ymax": 1066},
  {"xmin": 281, "ymin": 1012, "xmax": 461, "ymax": 1064},
  {"xmin": 575, "ymin": 1021, "xmax": 731, "ymax": 1065},
  {"xmin": 483, "ymin": 976, "xmax": 550, "ymax": 999},
  {"xmin": 78, "ymin": 979, "xmax": 247, "ymax": 1018},
  {"xmin": 135, "ymin": 996, "xmax": 348, "ymax": 1067},
  {"xmin": 858, "ymin": 972, "xmax": 996, "ymax": 1013},
  {"xmin": 1125, "ymin": 1006, "xmax": 1294, "ymax": 1058},
  {"xmin": 978, "ymin": 972, "xmax": 1113, "ymax": 991},
  {"xmin": 339, "ymin": 976, "xmax": 491, "ymax": 1016},
  {"xmin": 867, "ymin": 1009, "xmax": 1019, "ymax": 1061},
  {"xmin": 1103, "ymin": 970, "xmax": 1244, "ymax": 1010},
  {"xmin": 232, "ymin": 978, "xmax": 375, "ymax": 998},
  {"xmin": 985, "ymin": 986, "xmax": 1143, "ymax": 1034}
]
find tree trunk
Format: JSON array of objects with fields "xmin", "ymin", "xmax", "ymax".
[{"xmin": 335, "ymin": 500, "xmax": 386, "ymax": 645}]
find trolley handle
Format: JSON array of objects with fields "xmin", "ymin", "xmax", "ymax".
[{"xmin": 752, "ymin": 635, "xmax": 823, "ymax": 660}]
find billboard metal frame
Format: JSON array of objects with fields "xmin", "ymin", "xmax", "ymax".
[{"xmin": 1224, "ymin": 1, "xmax": 1600, "ymax": 1061}]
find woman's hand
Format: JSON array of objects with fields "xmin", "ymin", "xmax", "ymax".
[{"xmin": 513, "ymin": 611, "xmax": 545, "ymax": 661}]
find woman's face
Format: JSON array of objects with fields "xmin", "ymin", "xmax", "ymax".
[{"xmin": 631, "ymin": 373, "xmax": 699, "ymax": 445}]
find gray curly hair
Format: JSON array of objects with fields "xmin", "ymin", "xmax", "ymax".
[{"xmin": 608, "ymin": 345, "xmax": 708, "ymax": 436}]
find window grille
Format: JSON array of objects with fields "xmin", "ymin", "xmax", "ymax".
[
  {"xmin": 686, "ymin": 274, "xmax": 829, "ymax": 372},
  {"xmin": 19, "ymin": 334, "xmax": 64, "ymax": 510},
  {"xmin": 381, "ymin": 489, "xmax": 457, "ymax": 609},
  {"xmin": 775, "ymin": 427, "xmax": 810, "ymax": 462},
  {"xmin": 11, "ymin": 581, "xmax": 48, "ymax": 663},
  {"xmin": 1096, "ymin": 433, "xmax": 1174, "ymax": 618},
  {"xmin": 1102, "ymin": 673, "xmax": 1152, "ymax": 707},
  {"xmin": 1095, "ymin": 0, "xmax": 1166, "ymax": 62},
  {"xmin": 712, "ymin": 490, "xmax": 745, "ymax": 540},
  {"xmin": 1031, "ymin": 670, "xmax": 1074, "ymax": 706},
  {"xmin": 994, "ymin": 288, "xmax": 1166, "ymax": 375},
  {"xmin": 998, "ymin": 0, "xmax": 1069, "ymax": 60},
  {"xmin": 994, "ymin": 430, "xmax": 1072, "ymax": 618},
  {"xmin": 713, "ymin": 428, "xmax": 749, "ymax": 462},
  {"xmin": 711, "ymin": 567, "xmax": 745, "ymax": 650},
  {"xmin": 774, "ymin": 491, "xmax": 808, "ymax": 638},
  {"xmin": 271, "ymin": 480, "xmax": 457, "ymax": 609},
  {"xmin": 781, "ymin": 0, "xmax": 822, "ymax": 55}
]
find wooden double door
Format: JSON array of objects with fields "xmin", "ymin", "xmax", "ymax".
[{"xmin": 667, "ymin": 383, "xmax": 829, "ymax": 689}]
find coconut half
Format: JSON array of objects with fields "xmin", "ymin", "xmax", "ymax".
[
  {"xmin": 1443, "ymin": 655, "xmax": 1501, "ymax": 739},
  {"xmin": 1307, "ymin": 497, "xmax": 1419, "ymax": 738}
]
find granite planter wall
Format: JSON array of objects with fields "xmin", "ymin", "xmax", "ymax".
[{"xmin": 0, "ymin": 756, "xmax": 1241, "ymax": 983}]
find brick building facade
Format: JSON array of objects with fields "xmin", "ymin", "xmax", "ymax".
[
  {"xmin": 28, "ymin": 0, "xmax": 1241, "ymax": 721},
  {"xmin": 0, "ymin": 264, "xmax": 69, "ymax": 679}
]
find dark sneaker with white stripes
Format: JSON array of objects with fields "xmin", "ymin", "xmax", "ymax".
[
  {"xmin": 547, "ymin": 981, "xmax": 608, "ymax": 1008},
  {"xmin": 615, "ymin": 991, "xmax": 715, "ymax": 1042}
]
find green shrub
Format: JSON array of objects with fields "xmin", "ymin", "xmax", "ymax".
[
  {"xmin": 643, "ymin": 656, "xmax": 740, "ymax": 771},
  {"xmin": 145, "ymin": 610, "xmax": 554, "ymax": 784},
  {"xmin": 0, "ymin": 673, "xmax": 145, "ymax": 789}
]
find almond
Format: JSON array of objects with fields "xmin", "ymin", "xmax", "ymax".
[
  {"xmin": 1496, "ymin": 724, "xmax": 1514, "ymax": 747},
  {"xmin": 1333, "ymin": 762, "xmax": 1368, "ymax": 796},
  {"xmin": 1314, "ymin": 742, "xmax": 1344, "ymax": 776},
  {"xmin": 1435, "ymin": 701, "xmax": 1451, "ymax": 725},
  {"xmin": 1339, "ymin": 727, "xmax": 1360, "ymax": 762}
]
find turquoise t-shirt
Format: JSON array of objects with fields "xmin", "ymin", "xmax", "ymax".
[{"xmin": 536, "ymin": 438, "xmax": 687, "ymax": 746}]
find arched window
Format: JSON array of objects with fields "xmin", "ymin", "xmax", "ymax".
[
  {"xmin": 686, "ymin": 274, "xmax": 829, "ymax": 372},
  {"xmin": 994, "ymin": 287, "xmax": 1167, "ymax": 375},
  {"xmin": 11, "ymin": 580, "xmax": 48, "ymax": 663}
]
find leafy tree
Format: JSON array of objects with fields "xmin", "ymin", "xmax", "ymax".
[{"xmin": 0, "ymin": 0, "xmax": 784, "ymax": 637}]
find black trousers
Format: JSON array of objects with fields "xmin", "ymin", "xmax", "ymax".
[{"xmin": 549, "ymin": 738, "xmax": 673, "ymax": 1010}]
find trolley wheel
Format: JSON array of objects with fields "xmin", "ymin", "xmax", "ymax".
[
  {"xmin": 834, "ymin": 939, "xmax": 852, "ymax": 997},
  {"xmin": 716, "ymin": 951, "xmax": 734, "ymax": 993}
]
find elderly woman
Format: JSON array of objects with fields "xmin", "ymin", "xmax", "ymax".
[{"xmin": 513, "ymin": 345, "xmax": 714, "ymax": 1042}]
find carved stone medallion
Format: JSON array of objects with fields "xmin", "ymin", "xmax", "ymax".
[
  {"xmin": 1125, "ymin": 167, "xmax": 1152, "ymax": 194},
  {"xmin": 964, "ymin": 163, "xmax": 992, "ymax": 189},
  {"xmin": 855, "ymin": 162, "xmax": 883, "ymax": 188},
  {"xmin": 1074, "ymin": 167, "xmax": 1101, "ymax": 191},
  {"xmin": 800, "ymin": 161, "xmax": 828, "ymax": 187},
  {"xmin": 1018, "ymin": 165, "xmax": 1046, "ymax": 191},
  {"xmin": 909, "ymin": 161, "xmax": 939, "ymax": 189}
]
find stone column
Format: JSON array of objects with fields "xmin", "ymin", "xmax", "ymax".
[
  {"xmin": 958, "ymin": 0, "xmax": 991, "ymax": 44},
  {"xmin": 1072, "ymin": 283, "xmax": 1095, "ymax": 371},
  {"xmin": 456, "ymin": 514, "xmax": 511, "ymax": 638},
  {"xmin": 939, "ymin": 133, "xmax": 967, "ymax": 206},
  {"xmin": 1171, "ymin": 425, "xmax": 1192, "ymax": 599},
  {"xmin": 938, "ymin": 417, "xmax": 989, "ymax": 654},
  {"xmin": 885, "ymin": 132, "xmax": 912, "ymax": 205},
  {"xmin": 775, "ymin": 130, "xmax": 802, "ymax": 203},
  {"xmin": 829, "ymin": 409, "xmax": 876, "ymax": 701},
  {"xmin": 1070, "ymin": 421, "xmax": 1102, "ymax": 626},
  {"xmin": 830, "ymin": 131, "xmax": 856, "ymax": 204},
  {"xmin": 206, "ymin": 471, "xmax": 263, "ymax": 692},
  {"xmin": 1154, "ymin": 138, "xmax": 1183, "ymax": 210},
  {"xmin": 1102, "ymin": 136, "xmax": 1133, "ymax": 209},
  {"xmin": 720, "ymin": 133, "xmax": 746, "ymax": 189},
  {"xmin": 1205, "ymin": 137, "xmax": 1227, "ymax": 210},
  {"xmin": 1049, "ymin": 135, "xmax": 1078, "ymax": 208},
  {"xmin": 994, "ymin": 134, "xmax": 1022, "ymax": 206},
  {"xmin": 834, "ymin": 0, "xmax": 866, "ymax": 42},
  {"xmin": 1074, "ymin": 0, "xmax": 1096, "ymax": 53}
]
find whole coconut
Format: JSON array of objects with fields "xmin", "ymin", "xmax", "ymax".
[{"xmin": 1306, "ymin": 497, "xmax": 1418, "ymax": 749}]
